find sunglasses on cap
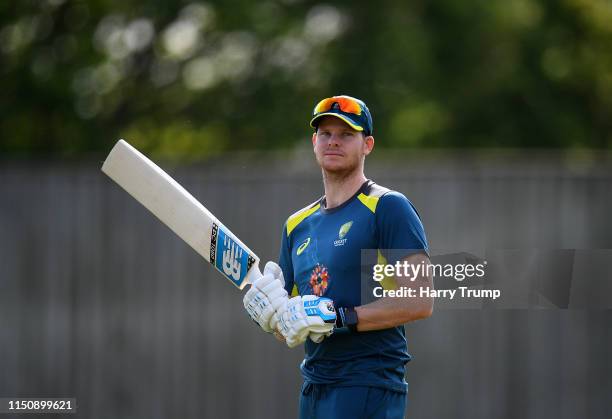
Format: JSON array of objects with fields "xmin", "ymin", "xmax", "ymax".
[
  {"xmin": 313, "ymin": 96, "xmax": 363, "ymax": 115},
  {"xmin": 310, "ymin": 95, "xmax": 373, "ymax": 136}
]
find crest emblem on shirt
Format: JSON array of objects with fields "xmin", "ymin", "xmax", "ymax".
[
  {"xmin": 339, "ymin": 221, "xmax": 353, "ymax": 238},
  {"xmin": 334, "ymin": 221, "xmax": 353, "ymax": 246},
  {"xmin": 309, "ymin": 263, "xmax": 329, "ymax": 296}
]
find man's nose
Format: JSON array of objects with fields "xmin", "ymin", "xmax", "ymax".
[{"xmin": 328, "ymin": 133, "xmax": 341, "ymax": 145}]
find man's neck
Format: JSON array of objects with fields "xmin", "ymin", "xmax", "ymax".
[{"xmin": 322, "ymin": 170, "xmax": 368, "ymax": 209}]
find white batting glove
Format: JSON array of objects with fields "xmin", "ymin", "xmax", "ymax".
[
  {"xmin": 275, "ymin": 295, "xmax": 336, "ymax": 348},
  {"xmin": 309, "ymin": 331, "xmax": 328, "ymax": 343},
  {"xmin": 243, "ymin": 261, "xmax": 288, "ymax": 333}
]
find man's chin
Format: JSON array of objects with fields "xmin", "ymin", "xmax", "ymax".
[
  {"xmin": 316, "ymin": 155, "xmax": 360, "ymax": 175},
  {"xmin": 321, "ymin": 162, "xmax": 359, "ymax": 176}
]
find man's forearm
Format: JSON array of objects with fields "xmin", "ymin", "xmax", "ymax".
[
  {"xmin": 354, "ymin": 253, "xmax": 434, "ymax": 332},
  {"xmin": 355, "ymin": 292, "xmax": 433, "ymax": 331}
]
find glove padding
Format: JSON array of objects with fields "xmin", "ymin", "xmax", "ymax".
[
  {"xmin": 309, "ymin": 331, "xmax": 328, "ymax": 344},
  {"xmin": 275, "ymin": 295, "xmax": 336, "ymax": 348},
  {"xmin": 243, "ymin": 262, "xmax": 288, "ymax": 333}
]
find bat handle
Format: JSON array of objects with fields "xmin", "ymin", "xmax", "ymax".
[{"xmin": 243, "ymin": 263, "xmax": 263, "ymax": 288}]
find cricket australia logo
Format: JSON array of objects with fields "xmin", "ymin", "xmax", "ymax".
[{"xmin": 334, "ymin": 221, "xmax": 353, "ymax": 247}]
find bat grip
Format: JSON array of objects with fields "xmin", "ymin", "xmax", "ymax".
[{"xmin": 243, "ymin": 263, "xmax": 263, "ymax": 288}]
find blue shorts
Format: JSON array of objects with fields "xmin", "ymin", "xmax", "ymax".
[{"xmin": 299, "ymin": 383, "xmax": 407, "ymax": 419}]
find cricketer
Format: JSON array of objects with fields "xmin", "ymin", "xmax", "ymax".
[{"xmin": 243, "ymin": 95, "xmax": 434, "ymax": 418}]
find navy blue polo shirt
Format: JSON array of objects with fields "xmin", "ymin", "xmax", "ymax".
[{"xmin": 279, "ymin": 180, "xmax": 428, "ymax": 393}]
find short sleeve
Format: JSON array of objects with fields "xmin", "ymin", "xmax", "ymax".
[
  {"xmin": 376, "ymin": 191, "xmax": 428, "ymax": 264},
  {"xmin": 278, "ymin": 223, "xmax": 295, "ymax": 294}
]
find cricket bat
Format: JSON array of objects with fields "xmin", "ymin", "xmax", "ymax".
[{"xmin": 101, "ymin": 139, "xmax": 261, "ymax": 289}]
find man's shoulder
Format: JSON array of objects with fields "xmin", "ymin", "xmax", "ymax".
[
  {"xmin": 284, "ymin": 198, "xmax": 322, "ymax": 236},
  {"xmin": 361, "ymin": 180, "xmax": 420, "ymax": 219},
  {"xmin": 363, "ymin": 180, "xmax": 392, "ymax": 198},
  {"xmin": 356, "ymin": 180, "xmax": 398, "ymax": 213}
]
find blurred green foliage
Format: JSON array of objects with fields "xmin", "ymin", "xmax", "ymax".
[{"xmin": 1, "ymin": 0, "xmax": 612, "ymax": 158}]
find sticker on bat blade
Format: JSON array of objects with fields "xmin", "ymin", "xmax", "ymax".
[{"xmin": 210, "ymin": 223, "xmax": 255, "ymax": 287}]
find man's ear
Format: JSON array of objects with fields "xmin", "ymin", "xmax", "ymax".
[
  {"xmin": 312, "ymin": 132, "xmax": 317, "ymax": 148},
  {"xmin": 364, "ymin": 135, "xmax": 375, "ymax": 156}
]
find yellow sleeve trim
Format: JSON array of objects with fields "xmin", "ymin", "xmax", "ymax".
[
  {"xmin": 357, "ymin": 193, "xmax": 380, "ymax": 213},
  {"xmin": 290, "ymin": 284, "xmax": 300, "ymax": 297},
  {"xmin": 286, "ymin": 203, "xmax": 321, "ymax": 236},
  {"xmin": 377, "ymin": 250, "xmax": 398, "ymax": 290}
]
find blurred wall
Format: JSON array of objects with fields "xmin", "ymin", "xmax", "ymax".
[{"xmin": 1, "ymin": 151, "xmax": 611, "ymax": 419}]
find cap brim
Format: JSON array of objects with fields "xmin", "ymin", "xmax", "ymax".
[{"xmin": 310, "ymin": 112, "xmax": 364, "ymax": 132}]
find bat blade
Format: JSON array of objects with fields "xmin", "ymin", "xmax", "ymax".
[{"xmin": 101, "ymin": 139, "xmax": 260, "ymax": 289}]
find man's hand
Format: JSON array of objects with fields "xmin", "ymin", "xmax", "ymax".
[
  {"xmin": 275, "ymin": 295, "xmax": 336, "ymax": 348},
  {"xmin": 243, "ymin": 262, "xmax": 288, "ymax": 333},
  {"xmin": 308, "ymin": 331, "xmax": 328, "ymax": 343}
]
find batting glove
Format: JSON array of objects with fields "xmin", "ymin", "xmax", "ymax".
[
  {"xmin": 275, "ymin": 295, "xmax": 336, "ymax": 348},
  {"xmin": 243, "ymin": 261, "xmax": 288, "ymax": 333}
]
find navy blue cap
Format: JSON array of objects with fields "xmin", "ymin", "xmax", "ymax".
[{"xmin": 310, "ymin": 95, "xmax": 373, "ymax": 136}]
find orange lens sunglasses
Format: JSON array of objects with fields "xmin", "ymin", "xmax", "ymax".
[{"xmin": 313, "ymin": 96, "xmax": 362, "ymax": 116}]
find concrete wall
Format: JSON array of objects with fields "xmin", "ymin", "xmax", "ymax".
[{"xmin": 1, "ymin": 150, "xmax": 610, "ymax": 418}]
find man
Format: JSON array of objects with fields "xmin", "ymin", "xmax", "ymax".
[{"xmin": 243, "ymin": 95, "xmax": 433, "ymax": 419}]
